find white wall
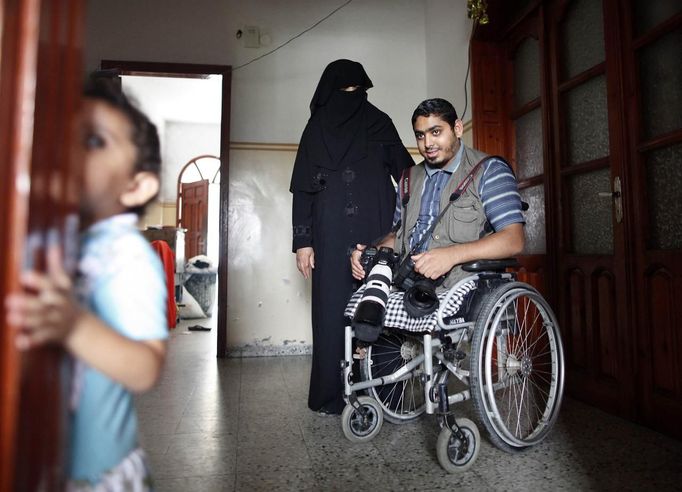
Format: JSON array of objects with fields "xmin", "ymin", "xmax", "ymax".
[
  {"xmin": 162, "ymin": 122, "xmax": 221, "ymax": 201},
  {"xmin": 424, "ymin": 0, "xmax": 474, "ymax": 120},
  {"xmin": 85, "ymin": 0, "xmax": 431, "ymax": 145},
  {"xmin": 85, "ymin": 0, "xmax": 473, "ymax": 355}
]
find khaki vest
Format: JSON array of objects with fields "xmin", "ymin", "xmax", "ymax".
[{"xmin": 395, "ymin": 144, "xmax": 490, "ymax": 290}]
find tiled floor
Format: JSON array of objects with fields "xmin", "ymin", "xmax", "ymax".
[{"xmin": 138, "ymin": 319, "xmax": 682, "ymax": 491}]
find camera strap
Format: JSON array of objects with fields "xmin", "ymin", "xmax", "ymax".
[
  {"xmin": 409, "ymin": 155, "xmax": 492, "ymax": 254},
  {"xmin": 400, "ymin": 166, "xmax": 412, "ymax": 207}
]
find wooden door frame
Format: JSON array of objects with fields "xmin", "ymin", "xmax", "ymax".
[
  {"xmin": 2, "ymin": 0, "xmax": 84, "ymax": 489},
  {"xmin": 100, "ymin": 60, "xmax": 231, "ymax": 358},
  {"xmin": 0, "ymin": 1, "xmax": 42, "ymax": 487}
]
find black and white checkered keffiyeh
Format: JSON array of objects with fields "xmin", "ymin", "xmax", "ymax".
[{"xmin": 344, "ymin": 280, "xmax": 477, "ymax": 332}]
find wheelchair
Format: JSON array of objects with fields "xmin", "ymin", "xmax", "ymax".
[{"xmin": 340, "ymin": 259, "xmax": 565, "ymax": 473}]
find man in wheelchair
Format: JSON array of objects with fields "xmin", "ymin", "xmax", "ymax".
[
  {"xmin": 341, "ymin": 98, "xmax": 565, "ymax": 472},
  {"xmin": 349, "ymin": 97, "xmax": 525, "ymax": 333}
]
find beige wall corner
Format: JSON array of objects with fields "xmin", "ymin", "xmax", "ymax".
[{"xmin": 226, "ymin": 145, "xmax": 313, "ymax": 355}]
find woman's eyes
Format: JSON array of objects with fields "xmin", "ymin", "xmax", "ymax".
[
  {"xmin": 432, "ymin": 130, "xmax": 441, "ymax": 136},
  {"xmin": 84, "ymin": 132, "xmax": 105, "ymax": 149}
]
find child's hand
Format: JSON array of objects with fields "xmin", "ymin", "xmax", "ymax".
[{"xmin": 5, "ymin": 247, "xmax": 82, "ymax": 350}]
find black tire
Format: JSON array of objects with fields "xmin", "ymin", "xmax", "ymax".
[
  {"xmin": 436, "ymin": 418, "xmax": 480, "ymax": 473},
  {"xmin": 341, "ymin": 396, "xmax": 384, "ymax": 442},
  {"xmin": 470, "ymin": 282, "xmax": 565, "ymax": 453}
]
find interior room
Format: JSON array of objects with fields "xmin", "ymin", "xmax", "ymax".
[{"xmin": 1, "ymin": 0, "xmax": 680, "ymax": 491}]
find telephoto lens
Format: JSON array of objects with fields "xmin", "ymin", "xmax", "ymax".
[{"xmin": 352, "ymin": 247, "xmax": 396, "ymax": 342}]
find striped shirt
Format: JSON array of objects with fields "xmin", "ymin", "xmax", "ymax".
[{"xmin": 393, "ymin": 147, "xmax": 524, "ymax": 252}]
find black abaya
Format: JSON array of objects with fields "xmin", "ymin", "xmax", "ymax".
[{"xmin": 290, "ymin": 60, "xmax": 413, "ymax": 413}]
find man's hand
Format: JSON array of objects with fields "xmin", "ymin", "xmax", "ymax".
[
  {"xmin": 295, "ymin": 247, "xmax": 315, "ymax": 280},
  {"xmin": 350, "ymin": 244, "xmax": 367, "ymax": 280},
  {"xmin": 5, "ymin": 247, "xmax": 81, "ymax": 350},
  {"xmin": 410, "ymin": 223, "xmax": 526, "ymax": 280},
  {"xmin": 411, "ymin": 247, "xmax": 458, "ymax": 280}
]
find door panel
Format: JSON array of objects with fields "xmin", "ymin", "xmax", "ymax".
[
  {"xmin": 180, "ymin": 179, "xmax": 209, "ymax": 260},
  {"xmin": 566, "ymin": 268, "xmax": 587, "ymax": 370},
  {"xmin": 594, "ymin": 270, "xmax": 617, "ymax": 381},
  {"xmin": 628, "ymin": 2, "xmax": 682, "ymax": 437},
  {"xmin": 567, "ymin": 168, "xmax": 613, "ymax": 254},
  {"xmin": 639, "ymin": 257, "xmax": 682, "ymax": 434},
  {"xmin": 553, "ymin": 0, "xmax": 634, "ymax": 417},
  {"xmin": 0, "ymin": 0, "xmax": 83, "ymax": 490},
  {"xmin": 645, "ymin": 268, "xmax": 677, "ymax": 394},
  {"xmin": 563, "ymin": 76, "xmax": 610, "ymax": 166}
]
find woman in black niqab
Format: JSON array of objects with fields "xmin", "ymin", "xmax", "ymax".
[{"xmin": 290, "ymin": 59, "xmax": 413, "ymax": 414}]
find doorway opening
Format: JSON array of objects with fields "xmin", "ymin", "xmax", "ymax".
[{"xmin": 101, "ymin": 60, "xmax": 231, "ymax": 357}]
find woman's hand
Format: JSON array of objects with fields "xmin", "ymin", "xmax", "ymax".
[
  {"xmin": 296, "ymin": 247, "xmax": 315, "ymax": 280},
  {"xmin": 350, "ymin": 244, "xmax": 367, "ymax": 280}
]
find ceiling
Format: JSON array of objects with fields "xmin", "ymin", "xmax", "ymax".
[{"xmin": 122, "ymin": 74, "xmax": 223, "ymax": 128}]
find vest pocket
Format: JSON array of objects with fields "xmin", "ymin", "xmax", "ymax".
[{"xmin": 443, "ymin": 200, "xmax": 481, "ymax": 244}]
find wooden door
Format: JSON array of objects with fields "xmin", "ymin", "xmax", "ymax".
[
  {"xmin": 551, "ymin": 0, "xmax": 635, "ymax": 418},
  {"xmin": 180, "ymin": 179, "xmax": 209, "ymax": 259},
  {"xmin": 471, "ymin": 0, "xmax": 682, "ymax": 438},
  {"xmin": 0, "ymin": 0, "xmax": 84, "ymax": 490},
  {"xmin": 622, "ymin": 1, "xmax": 682, "ymax": 438},
  {"xmin": 507, "ymin": 10, "xmax": 556, "ymax": 301},
  {"xmin": 472, "ymin": 7, "xmax": 557, "ymax": 302}
]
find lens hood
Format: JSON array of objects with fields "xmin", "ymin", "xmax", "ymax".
[{"xmin": 403, "ymin": 279, "xmax": 440, "ymax": 318}]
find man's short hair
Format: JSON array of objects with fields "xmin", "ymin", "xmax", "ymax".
[{"xmin": 411, "ymin": 98, "xmax": 459, "ymax": 129}]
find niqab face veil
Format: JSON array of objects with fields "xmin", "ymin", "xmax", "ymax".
[
  {"xmin": 291, "ymin": 59, "xmax": 377, "ymax": 192},
  {"xmin": 309, "ymin": 59, "xmax": 373, "ymax": 113}
]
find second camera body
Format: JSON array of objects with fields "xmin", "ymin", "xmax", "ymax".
[{"xmin": 354, "ymin": 246, "xmax": 444, "ymax": 339}]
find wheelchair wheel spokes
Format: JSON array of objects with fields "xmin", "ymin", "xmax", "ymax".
[
  {"xmin": 360, "ymin": 331, "xmax": 426, "ymax": 424},
  {"xmin": 471, "ymin": 282, "xmax": 565, "ymax": 452}
]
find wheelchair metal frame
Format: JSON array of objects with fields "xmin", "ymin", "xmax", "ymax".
[
  {"xmin": 342, "ymin": 273, "xmax": 509, "ymax": 412},
  {"xmin": 340, "ymin": 268, "xmax": 565, "ymax": 472}
]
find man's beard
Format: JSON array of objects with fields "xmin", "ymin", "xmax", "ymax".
[{"xmin": 424, "ymin": 142, "xmax": 459, "ymax": 168}]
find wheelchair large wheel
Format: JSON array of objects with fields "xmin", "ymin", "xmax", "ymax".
[
  {"xmin": 436, "ymin": 418, "xmax": 480, "ymax": 473},
  {"xmin": 470, "ymin": 282, "xmax": 564, "ymax": 453},
  {"xmin": 359, "ymin": 330, "xmax": 426, "ymax": 424},
  {"xmin": 341, "ymin": 396, "xmax": 383, "ymax": 443}
]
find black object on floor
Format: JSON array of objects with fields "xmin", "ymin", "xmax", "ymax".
[{"xmin": 187, "ymin": 325, "xmax": 212, "ymax": 331}]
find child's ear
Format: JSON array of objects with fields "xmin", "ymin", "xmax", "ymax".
[{"xmin": 120, "ymin": 172, "xmax": 160, "ymax": 209}]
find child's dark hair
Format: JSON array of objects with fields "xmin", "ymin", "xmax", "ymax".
[
  {"xmin": 411, "ymin": 98, "xmax": 459, "ymax": 129},
  {"xmin": 84, "ymin": 77, "xmax": 162, "ymax": 215}
]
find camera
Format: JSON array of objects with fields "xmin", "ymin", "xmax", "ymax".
[
  {"xmin": 393, "ymin": 255, "xmax": 444, "ymax": 318},
  {"xmin": 352, "ymin": 246, "xmax": 398, "ymax": 342}
]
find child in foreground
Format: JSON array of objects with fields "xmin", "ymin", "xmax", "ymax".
[{"xmin": 6, "ymin": 79, "xmax": 168, "ymax": 491}]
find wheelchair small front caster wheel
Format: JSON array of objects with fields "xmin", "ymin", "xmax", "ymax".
[
  {"xmin": 436, "ymin": 418, "xmax": 480, "ymax": 473},
  {"xmin": 341, "ymin": 396, "xmax": 383, "ymax": 443}
]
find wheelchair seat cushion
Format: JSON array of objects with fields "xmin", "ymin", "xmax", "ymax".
[{"xmin": 344, "ymin": 280, "xmax": 477, "ymax": 332}]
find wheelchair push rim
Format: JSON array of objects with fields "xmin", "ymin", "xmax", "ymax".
[
  {"xmin": 472, "ymin": 283, "xmax": 565, "ymax": 450},
  {"xmin": 360, "ymin": 331, "xmax": 427, "ymax": 424}
]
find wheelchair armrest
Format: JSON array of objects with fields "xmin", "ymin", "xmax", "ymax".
[{"xmin": 461, "ymin": 258, "xmax": 519, "ymax": 272}]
